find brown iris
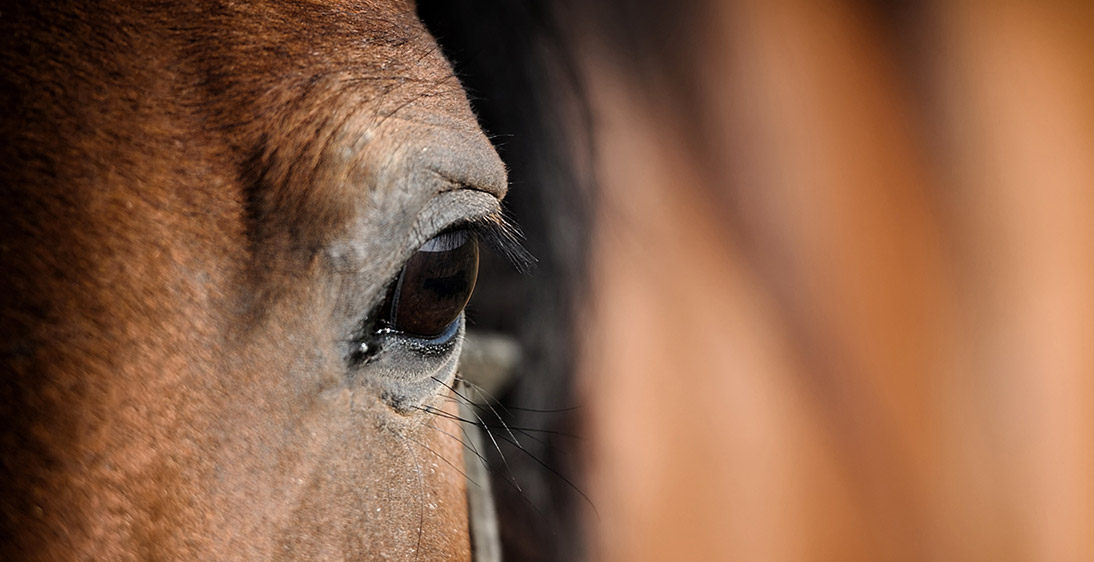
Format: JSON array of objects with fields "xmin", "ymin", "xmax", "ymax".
[{"xmin": 381, "ymin": 229, "xmax": 479, "ymax": 337}]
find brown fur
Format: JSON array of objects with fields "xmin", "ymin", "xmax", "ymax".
[{"xmin": 1, "ymin": 1, "xmax": 495, "ymax": 559}]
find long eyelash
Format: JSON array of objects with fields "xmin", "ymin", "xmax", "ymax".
[{"xmin": 463, "ymin": 213, "xmax": 537, "ymax": 274}]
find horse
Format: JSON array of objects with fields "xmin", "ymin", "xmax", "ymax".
[
  {"xmin": 1, "ymin": 1, "xmax": 517, "ymax": 559},
  {"xmin": 9, "ymin": 1, "xmax": 1093, "ymax": 561}
]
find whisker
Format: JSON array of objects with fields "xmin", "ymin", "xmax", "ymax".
[
  {"xmin": 414, "ymin": 403, "xmax": 550, "ymax": 527},
  {"xmin": 433, "ymin": 376, "xmax": 524, "ymax": 450},
  {"xmin": 420, "ymin": 402, "xmax": 572, "ymax": 439},
  {"xmin": 416, "ymin": 401, "xmax": 597, "ymax": 520},
  {"xmin": 422, "ymin": 403, "xmax": 523, "ymax": 496},
  {"xmin": 437, "ymin": 396, "xmax": 584, "ymax": 441},
  {"xmin": 449, "ymin": 420, "xmax": 493, "ymax": 472},
  {"xmin": 491, "ymin": 432, "xmax": 599, "ymax": 521},
  {"xmin": 418, "ymin": 381, "xmax": 594, "ymax": 539},
  {"xmin": 460, "ymin": 376, "xmax": 584, "ymax": 414}
]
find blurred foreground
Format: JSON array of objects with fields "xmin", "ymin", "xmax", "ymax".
[{"xmin": 571, "ymin": 2, "xmax": 1094, "ymax": 561}]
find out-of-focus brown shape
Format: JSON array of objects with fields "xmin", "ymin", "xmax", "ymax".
[{"xmin": 573, "ymin": 1, "xmax": 1094, "ymax": 560}]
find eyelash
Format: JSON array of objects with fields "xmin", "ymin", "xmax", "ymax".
[{"xmin": 459, "ymin": 213, "xmax": 536, "ymax": 274}]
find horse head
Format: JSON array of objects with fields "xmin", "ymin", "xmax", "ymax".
[{"xmin": 1, "ymin": 1, "xmax": 504, "ymax": 559}]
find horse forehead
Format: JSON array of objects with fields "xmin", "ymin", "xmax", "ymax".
[
  {"xmin": 139, "ymin": 0, "xmax": 509, "ymax": 279},
  {"xmin": 178, "ymin": 1, "xmax": 489, "ymax": 162}
]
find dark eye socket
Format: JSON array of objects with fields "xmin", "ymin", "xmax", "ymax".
[{"xmin": 380, "ymin": 229, "xmax": 479, "ymax": 338}]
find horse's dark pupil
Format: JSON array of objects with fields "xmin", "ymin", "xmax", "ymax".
[{"xmin": 387, "ymin": 229, "xmax": 478, "ymax": 337}]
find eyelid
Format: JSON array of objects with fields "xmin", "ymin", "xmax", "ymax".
[
  {"xmin": 407, "ymin": 189, "xmax": 535, "ymax": 275},
  {"xmin": 407, "ymin": 189, "xmax": 502, "ymax": 253}
]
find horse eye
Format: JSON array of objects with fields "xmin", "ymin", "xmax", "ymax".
[{"xmin": 382, "ymin": 229, "xmax": 479, "ymax": 337}]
